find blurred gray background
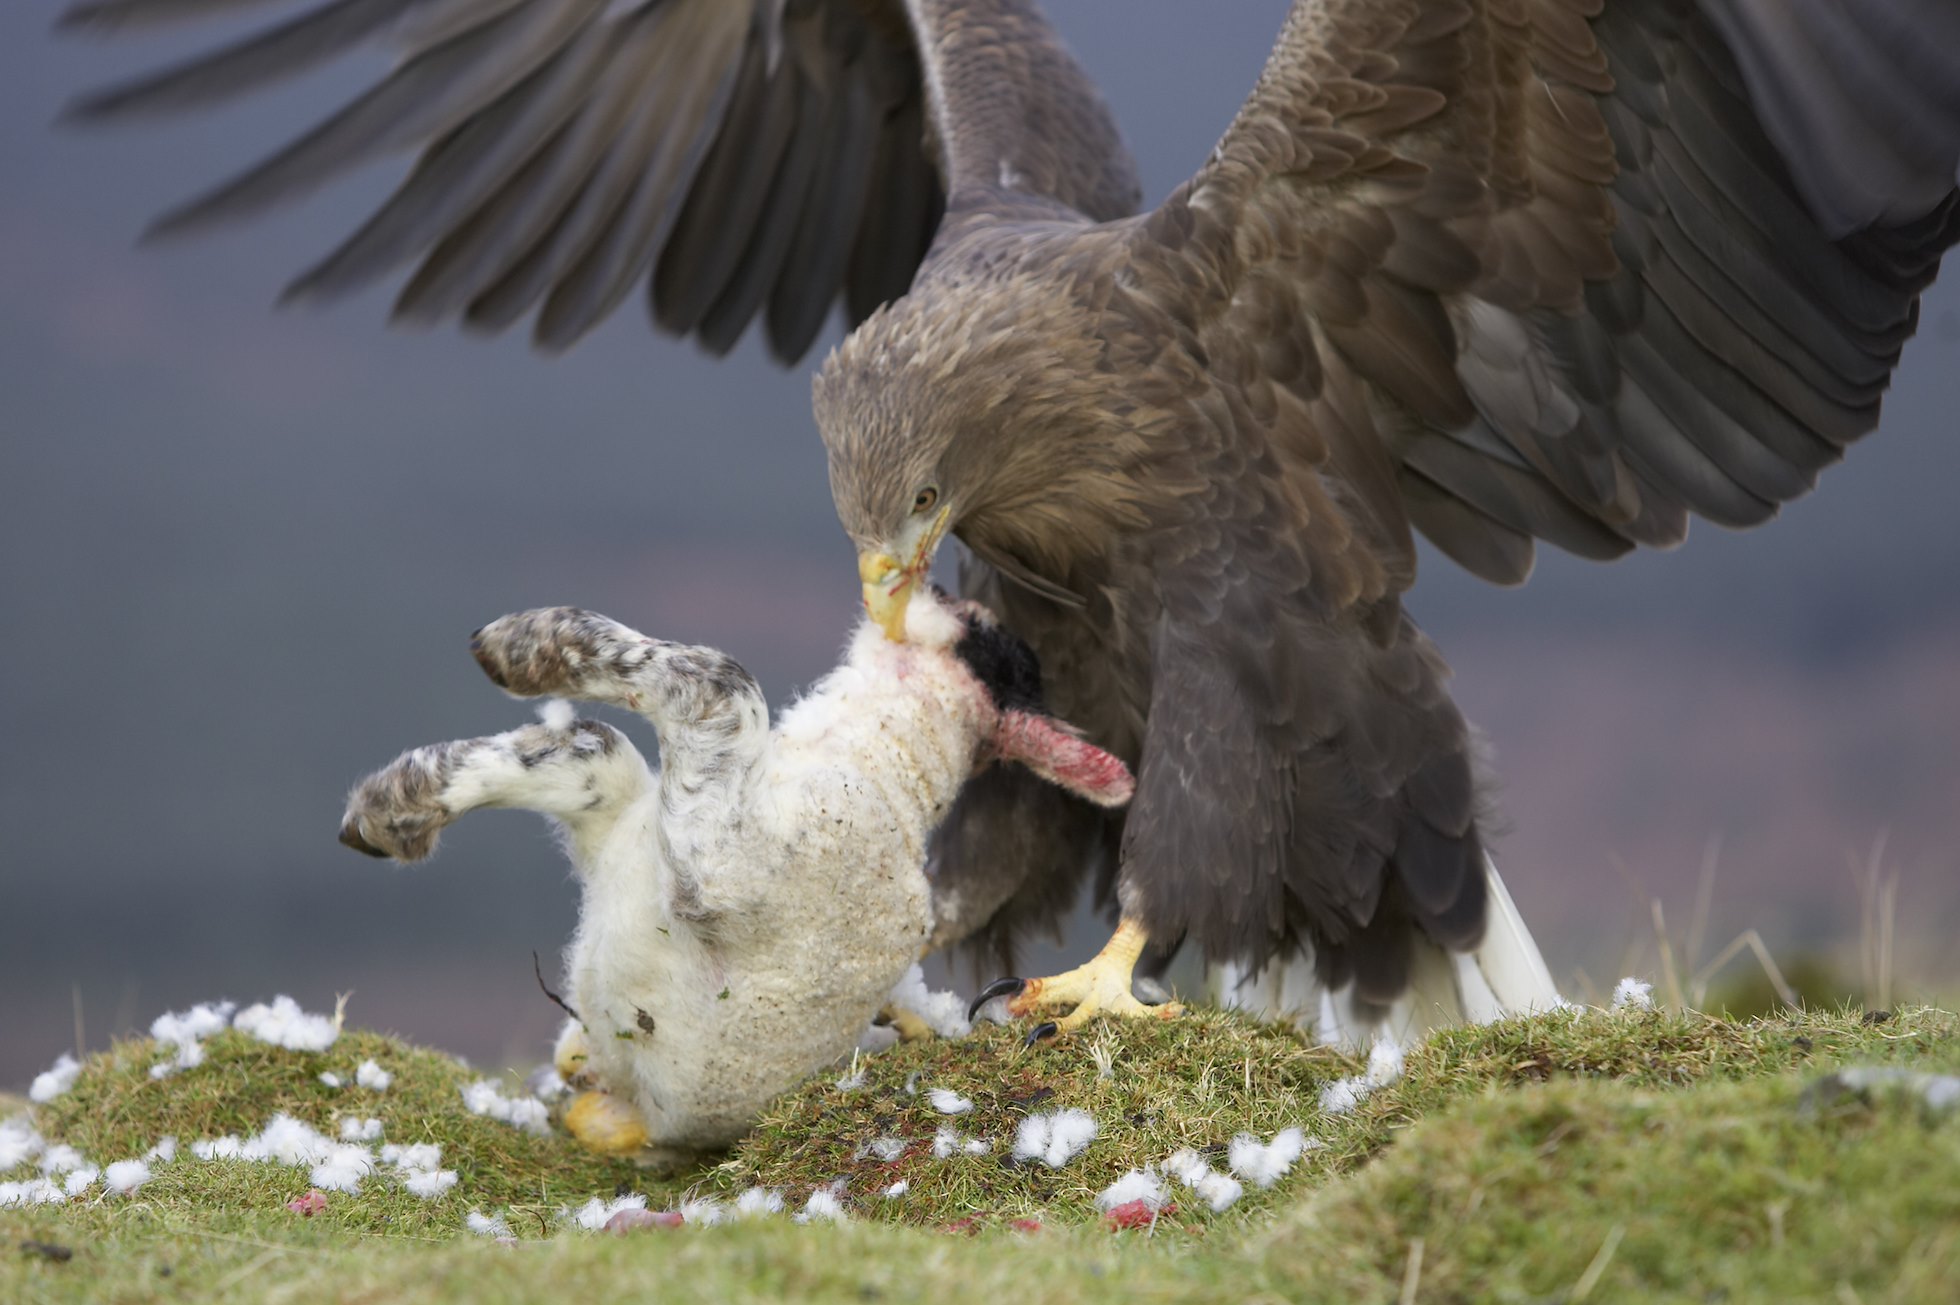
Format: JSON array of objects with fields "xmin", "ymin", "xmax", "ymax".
[{"xmin": 3, "ymin": 2, "xmax": 1956, "ymax": 1087}]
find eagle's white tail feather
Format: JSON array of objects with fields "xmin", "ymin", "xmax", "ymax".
[{"xmin": 1211, "ymin": 855, "xmax": 1563, "ymax": 1049}]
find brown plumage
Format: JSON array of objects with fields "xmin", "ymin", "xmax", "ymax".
[{"xmin": 69, "ymin": 0, "xmax": 1960, "ymax": 1022}]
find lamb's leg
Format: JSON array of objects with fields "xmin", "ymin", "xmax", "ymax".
[
  {"xmin": 338, "ymin": 719, "xmax": 648, "ymax": 864},
  {"xmin": 468, "ymin": 607, "xmax": 769, "ymax": 793}
]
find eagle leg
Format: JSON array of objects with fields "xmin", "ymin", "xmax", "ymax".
[
  {"xmin": 562, "ymin": 1090, "xmax": 650, "ymax": 1157},
  {"xmin": 878, "ymin": 1004, "xmax": 936, "ymax": 1043},
  {"xmin": 970, "ymin": 918, "xmax": 1183, "ymax": 1042}
]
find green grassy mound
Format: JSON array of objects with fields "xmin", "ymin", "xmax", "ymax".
[{"xmin": 3, "ymin": 1005, "xmax": 1955, "ymax": 1302}]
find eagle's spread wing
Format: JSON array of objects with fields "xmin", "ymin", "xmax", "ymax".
[
  {"xmin": 63, "ymin": 0, "xmax": 942, "ymax": 360},
  {"xmin": 1133, "ymin": 0, "xmax": 1960, "ymax": 587},
  {"xmin": 61, "ymin": 0, "xmax": 1138, "ymax": 360}
]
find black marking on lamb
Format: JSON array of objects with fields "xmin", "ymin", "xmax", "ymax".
[{"xmin": 954, "ymin": 618, "xmax": 1046, "ymax": 714}]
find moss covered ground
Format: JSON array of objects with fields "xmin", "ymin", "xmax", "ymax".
[{"xmin": 4, "ymin": 1003, "xmax": 1956, "ymax": 1302}]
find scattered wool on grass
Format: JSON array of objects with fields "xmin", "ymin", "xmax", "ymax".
[
  {"xmin": 39, "ymin": 1144, "xmax": 89, "ymax": 1175},
  {"xmin": 1095, "ymin": 1167, "xmax": 1170, "ymax": 1213},
  {"xmin": 461, "ymin": 1080, "xmax": 551, "ymax": 1134},
  {"xmin": 29, "ymin": 1054, "xmax": 82, "ymax": 1104},
  {"xmin": 0, "ymin": 1117, "xmax": 45, "ymax": 1171},
  {"xmin": 192, "ymin": 1136, "xmax": 246, "ymax": 1160},
  {"xmin": 679, "ymin": 1196, "xmax": 728, "ymax": 1226},
  {"xmin": 1163, "ymin": 1148, "xmax": 1244, "ymax": 1213},
  {"xmin": 402, "ymin": 1167, "xmax": 459, "ymax": 1199},
  {"xmin": 795, "ymin": 1186, "xmax": 849, "ymax": 1223},
  {"xmin": 1613, "ymin": 977, "xmax": 1655, "ymax": 1010},
  {"xmin": 310, "ymin": 1143, "xmax": 375, "ymax": 1194},
  {"xmin": 340, "ymin": 1118, "xmax": 383, "ymax": 1142},
  {"xmin": 62, "ymin": 1166, "xmax": 99, "ymax": 1197},
  {"xmin": 356, "ymin": 1059, "xmax": 393, "ymax": 1091},
  {"xmin": 149, "ymin": 1001, "xmax": 235, "ymax": 1079},
  {"xmin": 1317, "ymin": 1037, "xmax": 1405, "ymax": 1116},
  {"xmin": 1011, "ymin": 1109, "xmax": 1099, "ymax": 1169},
  {"xmin": 568, "ymin": 1195, "xmax": 646, "ymax": 1231},
  {"xmin": 931, "ymin": 1127, "xmax": 990, "ymax": 1158},
  {"xmin": 145, "ymin": 1137, "xmax": 177, "ymax": 1164},
  {"xmin": 885, "ymin": 964, "xmax": 973, "ymax": 1038},
  {"xmin": 0, "ymin": 1178, "xmax": 65, "ymax": 1207},
  {"xmin": 882, "ymin": 1181, "xmax": 909, "ymax": 1199},
  {"xmin": 855, "ymin": 1137, "xmax": 907, "ymax": 1163},
  {"xmin": 927, "ymin": 1088, "xmax": 974, "ymax": 1115},
  {"xmin": 234, "ymin": 996, "xmax": 340, "ymax": 1053},
  {"xmin": 733, "ymin": 1186, "xmax": 784, "ymax": 1218},
  {"xmin": 319, "ymin": 1072, "xmax": 344, "ymax": 1089},
  {"xmin": 466, "ymin": 1210, "xmax": 512, "ymax": 1238},
  {"xmin": 1227, "ymin": 1127, "xmax": 1316, "ymax": 1189},
  {"xmin": 103, "ymin": 1159, "xmax": 152, "ymax": 1195}
]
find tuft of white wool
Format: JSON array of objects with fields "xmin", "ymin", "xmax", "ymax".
[
  {"xmin": 882, "ymin": 1181, "xmax": 908, "ymax": 1199},
  {"xmin": 402, "ymin": 1168, "xmax": 459, "ymax": 1199},
  {"xmin": 1095, "ymin": 1167, "xmax": 1170, "ymax": 1213},
  {"xmin": 145, "ymin": 1137, "xmax": 178, "ymax": 1164},
  {"xmin": 29, "ymin": 1054, "xmax": 82, "ymax": 1104},
  {"xmin": 309, "ymin": 1144, "xmax": 375, "ymax": 1194},
  {"xmin": 1318, "ymin": 1077, "xmax": 1366, "ymax": 1115},
  {"xmin": 0, "ymin": 1117, "xmax": 46, "ymax": 1172},
  {"xmin": 1613, "ymin": 977, "xmax": 1655, "ymax": 1011},
  {"xmin": 1366, "ymin": 1037, "xmax": 1406, "ymax": 1087},
  {"xmin": 192, "ymin": 1136, "xmax": 246, "ymax": 1161},
  {"xmin": 537, "ymin": 698, "xmax": 577, "ymax": 732},
  {"xmin": 381, "ymin": 1143, "xmax": 442, "ymax": 1171},
  {"xmin": 795, "ymin": 1187, "xmax": 849, "ymax": 1224},
  {"xmin": 340, "ymin": 1118, "xmax": 383, "ymax": 1143},
  {"xmin": 234, "ymin": 996, "xmax": 339, "ymax": 1052},
  {"xmin": 104, "ymin": 1159, "xmax": 153, "ymax": 1196},
  {"xmin": 885, "ymin": 965, "xmax": 973, "ymax": 1039},
  {"xmin": 1227, "ymin": 1128, "xmax": 1314, "ymax": 1189},
  {"xmin": 1317, "ymin": 1035, "xmax": 1407, "ymax": 1116},
  {"xmin": 244, "ymin": 1114, "xmax": 337, "ymax": 1166},
  {"xmin": 319, "ymin": 1072, "xmax": 344, "ymax": 1089},
  {"xmin": 524, "ymin": 1066, "xmax": 564, "ymax": 1101},
  {"xmin": 568, "ymin": 1194, "xmax": 645, "ymax": 1231},
  {"xmin": 903, "ymin": 1071, "xmax": 921, "ymax": 1096},
  {"xmin": 927, "ymin": 1088, "xmax": 973, "ymax": 1115},
  {"xmin": 0, "ymin": 1179, "xmax": 66, "ymax": 1208},
  {"xmin": 466, "ymin": 1210, "xmax": 512, "ymax": 1238},
  {"xmin": 356, "ymin": 1059, "xmax": 394, "ymax": 1091},
  {"xmin": 1162, "ymin": 1149, "xmax": 1244, "ymax": 1213},
  {"xmin": 149, "ymin": 1001, "xmax": 236, "ymax": 1079},
  {"xmin": 1011, "ymin": 1108, "xmax": 1100, "ymax": 1169},
  {"xmin": 854, "ymin": 1137, "xmax": 907, "ymax": 1163},
  {"xmin": 62, "ymin": 1166, "xmax": 100, "ymax": 1197},
  {"xmin": 38, "ymin": 1144, "xmax": 89, "ymax": 1175},
  {"xmin": 679, "ymin": 1196, "xmax": 727, "ymax": 1226},
  {"xmin": 733, "ymin": 1186, "xmax": 783, "ymax": 1218},
  {"xmin": 835, "ymin": 1070, "xmax": 868, "ymax": 1092},
  {"xmin": 461, "ymin": 1081, "xmax": 551, "ymax": 1134}
]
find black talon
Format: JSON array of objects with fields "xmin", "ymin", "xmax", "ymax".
[
  {"xmin": 337, "ymin": 822, "xmax": 388, "ymax": 859},
  {"xmin": 969, "ymin": 977, "xmax": 1026, "ymax": 1023},
  {"xmin": 1023, "ymin": 1022, "xmax": 1059, "ymax": 1047}
]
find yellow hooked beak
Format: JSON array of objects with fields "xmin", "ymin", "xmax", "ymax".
[{"xmin": 859, "ymin": 506, "xmax": 952, "ymax": 641}]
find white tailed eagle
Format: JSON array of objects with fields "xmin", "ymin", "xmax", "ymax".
[{"xmin": 66, "ymin": 0, "xmax": 1960, "ymax": 1042}]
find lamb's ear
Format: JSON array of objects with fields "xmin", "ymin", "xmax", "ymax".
[{"xmin": 991, "ymin": 710, "xmax": 1134, "ymax": 808}]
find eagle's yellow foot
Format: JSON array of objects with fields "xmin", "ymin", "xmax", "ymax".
[
  {"xmin": 879, "ymin": 1004, "xmax": 936, "ymax": 1042},
  {"xmin": 563, "ymin": 1090, "xmax": 649, "ymax": 1156},
  {"xmin": 969, "ymin": 919, "xmax": 1183, "ymax": 1045}
]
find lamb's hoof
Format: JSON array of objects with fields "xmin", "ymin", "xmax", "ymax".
[
  {"xmin": 969, "ymin": 977, "xmax": 1026, "ymax": 1023},
  {"xmin": 564, "ymin": 1090, "xmax": 649, "ymax": 1157},
  {"xmin": 337, "ymin": 820, "xmax": 389, "ymax": 858}
]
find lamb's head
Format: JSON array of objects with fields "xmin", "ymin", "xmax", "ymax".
[{"xmin": 850, "ymin": 586, "xmax": 1134, "ymax": 808}]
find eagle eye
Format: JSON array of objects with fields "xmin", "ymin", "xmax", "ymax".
[{"xmin": 912, "ymin": 486, "xmax": 939, "ymax": 515}]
